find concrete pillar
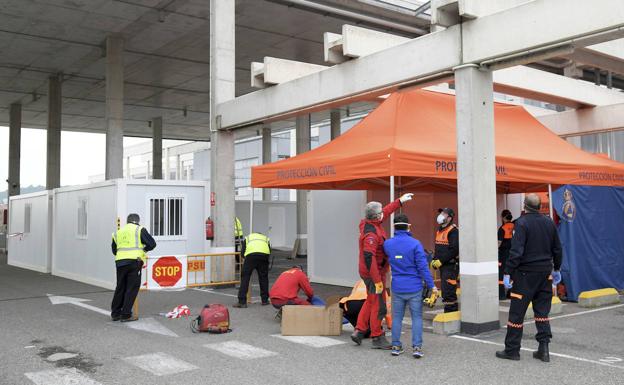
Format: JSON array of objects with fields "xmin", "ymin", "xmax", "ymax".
[
  {"xmin": 454, "ymin": 65, "xmax": 499, "ymax": 334},
  {"xmin": 105, "ymin": 35, "xmax": 124, "ymax": 180},
  {"xmin": 594, "ymin": 68, "xmax": 601, "ymax": 86},
  {"xmin": 152, "ymin": 117, "xmax": 163, "ymax": 179},
  {"xmin": 607, "ymin": 71, "xmax": 613, "ymax": 89},
  {"xmin": 210, "ymin": 0, "xmax": 236, "ymax": 250},
  {"xmin": 262, "ymin": 125, "xmax": 272, "ymax": 201},
  {"xmin": 330, "ymin": 109, "xmax": 341, "ymax": 140},
  {"xmin": 8, "ymin": 103, "xmax": 21, "ymax": 198},
  {"xmin": 46, "ymin": 75, "xmax": 62, "ymax": 190},
  {"xmin": 295, "ymin": 114, "xmax": 311, "ymax": 257}
]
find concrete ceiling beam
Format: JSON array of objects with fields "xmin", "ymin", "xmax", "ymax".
[
  {"xmin": 492, "ymin": 66, "xmax": 624, "ymax": 108},
  {"xmin": 537, "ymin": 102, "xmax": 624, "ymax": 137},
  {"xmin": 251, "ymin": 57, "xmax": 328, "ymax": 89},
  {"xmin": 218, "ymin": 0, "xmax": 624, "ymax": 129}
]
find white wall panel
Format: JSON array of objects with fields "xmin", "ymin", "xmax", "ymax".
[{"xmin": 7, "ymin": 191, "xmax": 52, "ymax": 273}]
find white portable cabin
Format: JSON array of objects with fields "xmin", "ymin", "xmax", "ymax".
[
  {"xmin": 7, "ymin": 190, "xmax": 54, "ymax": 273},
  {"xmin": 235, "ymin": 200, "xmax": 297, "ymax": 248},
  {"xmin": 9, "ymin": 179, "xmax": 210, "ymax": 290}
]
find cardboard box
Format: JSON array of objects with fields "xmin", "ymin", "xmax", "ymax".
[{"xmin": 281, "ymin": 296, "xmax": 343, "ymax": 336}]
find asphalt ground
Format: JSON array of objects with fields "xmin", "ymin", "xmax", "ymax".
[{"xmin": 1, "ymin": 251, "xmax": 623, "ymax": 385}]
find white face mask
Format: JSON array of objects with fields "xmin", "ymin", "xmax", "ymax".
[
  {"xmin": 379, "ymin": 213, "xmax": 384, "ymax": 222},
  {"xmin": 436, "ymin": 214, "xmax": 446, "ymax": 225}
]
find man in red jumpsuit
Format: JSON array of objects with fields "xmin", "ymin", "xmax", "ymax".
[
  {"xmin": 269, "ymin": 265, "xmax": 316, "ymax": 308},
  {"xmin": 351, "ymin": 193, "xmax": 414, "ymax": 349}
]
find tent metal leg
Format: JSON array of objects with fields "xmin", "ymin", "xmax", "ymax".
[
  {"xmin": 390, "ymin": 175, "xmax": 395, "ymax": 237},
  {"xmin": 548, "ymin": 184, "xmax": 554, "ymax": 219},
  {"xmin": 250, "ymin": 188, "xmax": 254, "ymax": 234}
]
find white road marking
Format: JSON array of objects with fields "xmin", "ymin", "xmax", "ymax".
[
  {"xmin": 123, "ymin": 352, "xmax": 198, "ymax": 376},
  {"xmin": 192, "ymin": 288, "xmax": 260, "ymax": 301},
  {"xmin": 46, "ymin": 352, "xmax": 78, "ymax": 362},
  {"xmin": 272, "ymin": 335, "xmax": 345, "ymax": 348},
  {"xmin": 47, "ymin": 294, "xmax": 110, "ymax": 316},
  {"xmin": 205, "ymin": 340, "xmax": 278, "ymax": 360},
  {"xmin": 451, "ymin": 335, "xmax": 624, "ymax": 370},
  {"xmin": 25, "ymin": 368, "xmax": 102, "ymax": 385},
  {"xmin": 600, "ymin": 356, "xmax": 623, "ymax": 364},
  {"xmin": 523, "ymin": 303, "xmax": 624, "ymax": 325},
  {"xmin": 123, "ymin": 317, "xmax": 178, "ymax": 337}
]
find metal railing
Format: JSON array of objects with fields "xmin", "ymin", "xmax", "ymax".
[{"xmin": 186, "ymin": 252, "xmax": 243, "ymax": 288}]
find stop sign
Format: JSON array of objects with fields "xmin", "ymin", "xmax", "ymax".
[{"xmin": 152, "ymin": 256, "xmax": 183, "ymax": 287}]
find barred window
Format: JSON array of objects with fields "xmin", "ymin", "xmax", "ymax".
[{"xmin": 149, "ymin": 197, "xmax": 184, "ymax": 238}]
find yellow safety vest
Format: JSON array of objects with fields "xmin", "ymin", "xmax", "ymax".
[
  {"xmin": 112, "ymin": 223, "xmax": 146, "ymax": 263},
  {"xmin": 234, "ymin": 217, "xmax": 243, "ymax": 238},
  {"xmin": 244, "ymin": 233, "xmax": 270, "ymax": 256}
]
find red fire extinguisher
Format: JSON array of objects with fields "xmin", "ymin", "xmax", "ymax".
[{"xmin": 205, "ymin": 217, "xmax": 214, "ymax": 241}]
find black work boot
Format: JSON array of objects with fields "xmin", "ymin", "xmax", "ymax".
[
  {"xmin": 533, "ymin": 343, "xmax": 550, "ymax": 362},
  {"xmin": 371, "ymin": 335, "xmax": 392, "ymax": 350},
  {"xmin": 351, "ymin": 330, "xmax": 364, "ymax": 346},
  {"xmin": 495, "ymin": 350, "xmax": 520, "ymax": 361}
]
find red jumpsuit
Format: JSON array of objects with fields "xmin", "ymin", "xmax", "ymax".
[
  {"xmin": 355, "ymin": 199, "xmax": 401, "ymax": 337},
  {"xmin": 269, "ymin": 268, "xmax": 314, "ymax": 307}
]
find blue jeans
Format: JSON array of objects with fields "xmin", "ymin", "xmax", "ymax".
[{"xmin": 391, "ymin": 290, "xmax": 423, "ymax": 348}]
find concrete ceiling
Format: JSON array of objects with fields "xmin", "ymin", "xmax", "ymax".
[
  {"xmin": 0, "ymin": 0, "xmax": 421, "ymax": 141},
  {"xmin": 0, "ymin": 0, "xmax": 622, "ymax": 141}
]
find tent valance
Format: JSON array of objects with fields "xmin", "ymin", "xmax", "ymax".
[{"xmin": 252, "ymin": 90, "xmax": 624, "ymax": 193}]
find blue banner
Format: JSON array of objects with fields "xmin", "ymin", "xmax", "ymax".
[{"xmin": 552, "ymin": 185, "xmax": 624, "ymax": 301}]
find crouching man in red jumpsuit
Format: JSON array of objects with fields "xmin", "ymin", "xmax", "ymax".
[{"xmin": 351, "ymin": 193, "xmax": 414, "ymax": 349}]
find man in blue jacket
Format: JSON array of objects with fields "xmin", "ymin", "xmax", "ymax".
[{"xmin": 384, "ymin": 214, "xmax": 438, "ymax": 358}]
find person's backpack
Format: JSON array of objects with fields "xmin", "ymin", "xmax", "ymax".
[{"xmin": 191, "ymin": 304, "xmax": 231, "ymax": 333}]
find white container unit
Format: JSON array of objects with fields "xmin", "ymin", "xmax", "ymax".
[
  {"xmin": 51, "ymin": 179, "xmax": 210, "ymax": 290},
  {"xmin": 307, "ymin": 190, "xmax": 367, "ymax": 287},
  {"xmin": 7, "ymin": 190, "xmax": 53, "ymax": 273},
  {"xmin": 235, "ymin": 200, "xmax": 297, "ymax": 248}
]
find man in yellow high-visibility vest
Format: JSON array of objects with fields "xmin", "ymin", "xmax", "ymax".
[
  {"xmin": 111, "ymin": 213, "xmax": 156, "ymax": 322},
  {"xmin": 234, "ymin": 232, "xmax": 271, "ymax": 308}
]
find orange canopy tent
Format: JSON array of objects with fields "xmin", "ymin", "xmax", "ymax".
[{"xmin": 251, "ymin": 89, "xmax": 624, "ymax": 193}]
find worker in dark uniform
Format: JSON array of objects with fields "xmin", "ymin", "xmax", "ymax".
[
  {"xmin": 351, "ymin": 193, "xmax": 414, "ymax": 350},
  {"xmin": 234, "ymin": 232, "xmax": 271, "ymax": 308},
  {"xmin": 430, "ymin": 208, "xmax": 459, "ymax": 313},
  {"xmin": 498, "ymin": 210, "xmax": 515, "ymax": 300},
  {"xmin": 496, "ymin": 194, "xmax": 563, "ymax": 362},
  {"xmin": 111, "ymin": 213, "xmax": 156, "ymax": 322}
]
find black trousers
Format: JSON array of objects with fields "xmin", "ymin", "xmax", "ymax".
[
  {"xmin": 237, "ymin": 253, "xmax": 269, "ymax": 304},
  {"xmin": 340, "ymin": 300, "xmax": 371, "ymax": 338},
  {"xmin": 504, "ymin": 271, "xmax": 553, "ymax": 354},
  {"xmin": 341, "ymin": 299, "xmax": 364, "ymax": 328},
  {"xmin": 498, "ymin": 249, "xmax": 510, "ymax": 300},
  {"xmin": 440, "ymin": 264, "xmax": 459, "ymax": 312},
  {"xmin": 111, "ymin": 261, "xmax": 142, "ymax": 317}
]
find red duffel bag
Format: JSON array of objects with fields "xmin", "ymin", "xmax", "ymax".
[{"xmin": 191, "ymin": 304, "xmax": 231, "ymax": 333}]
